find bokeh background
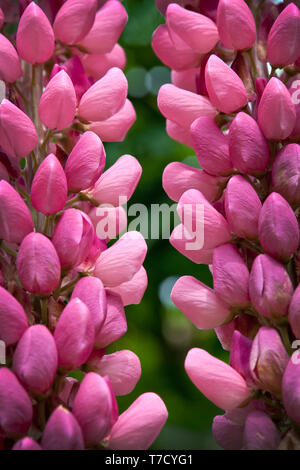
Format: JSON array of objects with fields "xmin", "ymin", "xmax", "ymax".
[{"xmin": 104, "ymin": 0, "xmax": 229, "ymax": 450}]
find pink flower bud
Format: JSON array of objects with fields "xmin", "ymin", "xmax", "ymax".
[
  {"xmin": 109, "ymin": 266, "xmax": 147, "ymax": 307},
  {"xmin": 89, "ymin": 205, "xmax": 127, "ymax": 242},
  {"xmin": 90, "ymin": 99, "xmax": 136, "ymax": 142},
  {"xmin": 41, "ymin": 406, "xmax": 84, "ymax": 450},
  {"xmin": 65, "ymin": 131, "xmax": 105, "ymax": 192},
  {"xmin": 230, "ymin": 331, "xmax": 254, "ymax": 387},
  {"xmin": 158, "ymin": 84, "xmax": 215, "ymax": 128},
  {"xmin": 94, "ymin": 290, "xmax": 127, "ymax": 348},
  {"xmin": 31, "ymin": 154, "xmax": 67, "ymax": 215},
  {"xmin": 249, "ymin": 326, "xmax": 289, "ymax": 396},
  {"xmin": 52, "ymin": 209, "xmax": 94, "ymax": 270},
  {"xmin": 88, "ymin": 154, "xmax": 141, "ymax": 206},
  {"xmin": 78, "ymin": 67, "xmax": 128, "ymax": 122},
  {"xmin": 54, "ymin": 298, "xmax": 95, "ymax": 368},
  {"xmin": 13, "ymin": 325, "xmax": 58, "ymax": 393},
  {"xmin": 271, "ymin": 144, "xmax": 300, "ymax": 207},
  {"xmin": 289, "ymin": 285, "xmax": 300, "ymax": 338},
  {"xmin": 80, "ymin": 0, "xmax": 128, "ymax": 54},
  {"xmin": 267, "ymin": 3, "xmax": 300, "ymax": 66},
  {"xmin": 17, "ymin": 233, "xmax": 61, "ymax": 295},
  {"xmin": 171, "ymin": 275, "xmax": 232, "ymax": 329},
  {"xmin": 258, "ymin": 192, "xmax": 299, "ymax": 262},
  {"xmin": 205, "ymin": 55, "xmax": 248, "ymax": 113},
  {"xmin": 213, "ymin": 243, "xmax": 250, "ymax": 307},
  {"xmin": 87, "ymin": 349, "xmax": 141, "ymax": 396},
  {"xmin": 60, "ymin": 56, "xmax": 90, "ymax": 101},
  {"xmin": 185, "ymin": 348, "xmax": 251, "ymax": 410},
  {"xmin": 71, "ymin": 276, "xmax": 106, "ymax": 335},
  {"xmin": 190, "ymin": 117, "xmax": 232, "ymax": 176},
  {"xmin": 38, "ymin": 70, "xmax": 77, "ymax": 130},
  {"xmin": 0, "ymin": 99, "xmax": 38, "ymax": 160},
  {"xmin": 166, "ymin": 4, "xmax": 219, "ymax": 54},
  {"xmin": 0, "ymin": 180, "xmax": 33, "ymax": 243},
  {"xmin": 258, "ymin": 77, "xmax": 296, "ymax": 140},
  {"xmin": 229, "ymin": 112, "xmax": 270, "ymax": 175},
  {"xmin": 224, "ymin": 175, "xmax": 262, "ymax": 240},
  {"xmin": 16, "ymin": 2, "xmax": 54, "ymax": 64},
  {"xmin": 282, "ymin": 354, "xmax": 300, "ymax": 425},
  {"xmin": 0, "ymin": 286, "xmax": 28, "ymax": 346},
  {"xmin": 217, "ymin": 0, "xmax": 256, "ymax": 50},
  {"xmin": 243, "ymin": 410, "xmax": 281, "ymax": 450},
  {"xmin": 0, "ymin": 368, "xmax": 33, "ymax": 434},
  {"xmin": 0, "ymin": 34, "xmax": 22, "ymax": 83},
  {"xmin": 249, "ymin": 254, "xmax": 293, "ymax": 319},
  {"xmin": 13, "ymin": 438, "xmax": 42, "ymax": 450},
  {"xmin": 163, "ymin": 162, "xmax": 223, "ymax": 203},
  {"xmin": 107, "ymin": 392, "xmax": 168, "ymax": 450},
  {"xmin": 53, "ymin": 0, "xmax": 97, "ymax": 45},
  {"xmin": 94, "ymin": 231, "xmax": 147, "ymax": 287},
  {"xmin": 81, "ymin": 44, "xmax": 126, "ymax": 80},
  {"xmin": 72, "ymin": 372, "xmax": 118, "ymax": 445},
  {"xmin": 177, "ymin": 189, "xmax": 231, "ymax": 252},
  {"xmin": 152, "ymin": 24, "xmax": 201, "ymax": 71}
]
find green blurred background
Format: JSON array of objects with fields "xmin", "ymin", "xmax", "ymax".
[{"xmin": 104, "ymin": 0, "xmax": 229, "ymax": 450}]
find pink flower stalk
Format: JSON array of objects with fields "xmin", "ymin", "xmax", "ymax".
[
  {"xmin": 0, "ymin": 0, "xmax": 160, "ymax": 453},
  {"xmin": 154, "ymin": 0, "xmax": 300, "ymax": 449},
  {"xmin": 16, "ymin": 2, "xmax": 55, "ymax": 65},
  {"xmin": 107, "ymin": 392, "xmax": 168, "ymax": 450},
  {"xmin": 31, "ymin": 153, "xmax": 68, "ymax": 215},
  {"xmin": 53, "ymin": 0, "xmax": 97, "ymax": 45}
]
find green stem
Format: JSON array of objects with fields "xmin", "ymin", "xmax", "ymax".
[
  {"xmin": 40, "ymin": 298, "xmax": 48, "ymax": 326},
  {"xmin": 59, "ymin": 275, "xmax": 82, "ymax": 295},
  {"xmin": 247, "ymin": 48, "xmax": 258, "ymax": 79},
  {"xmin": 65, "ymin": 194, "xmax": 82, "ymax": 208},
  {"xmin": 0, "ymin": 241, "xmax": 17, "ymax": 257},
  {"xmin": 277, "ymin": 325, "xmax": 293, "ymax": 356},
  {"xmin": 13, "ymin": 82, "xmax": 28, "ymax": 106}
]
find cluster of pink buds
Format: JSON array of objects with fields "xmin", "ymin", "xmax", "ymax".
[
  {"xmin": 0, "ymin": 0, "xmax": 167, "ymax": 450},
  {"xmin": 154, "ymin": 0, "xmax": 300, "ymax": 449}
]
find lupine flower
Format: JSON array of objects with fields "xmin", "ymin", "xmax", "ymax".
[
  {"xmin": 267, "ymin": 3, "xmax": 300, "ymax": 66},
  {"xmin": 258, "ymin": 192, "xmax": 299, "ymax": 262},
  {"xmin": 107, "ymin": 393, "xmax": 168, "ymax": 450},
  {"xmin": 53, "ymin": 0, "xmax": 97, "ymax": 45},
  {"xmin": 217, "ymin": 0, "xmax": 256, "ymax": 50},
  {"xmin": 0, "ymin": 286, "xmax": 28, "ymax": 346},
  {"xmin": 80, "ymin": 44, "xmax": 126, "ymax": 81},
  {"xmin": 13, "ymin": 438, "xmax": 42, "ymax": 451},
  {"xmin": 258, "ymin": 77, "xmax": 296, "ymax": 140},
  {"xmin": 79, "ymin": 0, "xmax": 128, "ymax": 54},
  {"xmin": 16, "ymin": 2, "xmax": 55, "ymax": 64},
  {"xmin": 0, "ymin": 99, "xmax": 38, "ymax": 160},
  {"xmin": 17, "ymin": 233, "xmax": 61, "ymax": 295},
  {"xmin": 54, "ymin": 298, "xmax": 95, "ymax": 368},
  {"xmin": 230, "ymin": 331, "xmax": 254, "ymax": 387},
  {"xmin": 13, "ymin": 325, "xmax": 58, "ymax": 393},
  {"xmin": 249, "ymin": 254, "xmax": 293, "ymax": 319},
  {"xmin": 72, "ymin": 372, "xmax": 118, "ymax": 446},
  {"xmin": 38, "ymin": 70, "xmax": 77, "ymax": 130},
  {"xmin": 0, "ymin": 34, "xmax": 22, "ymax": 83},
  {"xmin": 94, "ymin": 290, "xmax": 127, "ymax": 348},
  {"xmin": 0, "ymin": 180, "xmax": 34, "ymax": 243},
  {"xmin": 31, "ymin": 153, "xmax": 68, "ymax": 215},
  {"xmin": 41, "ymin": 407, "xmax": 84, "ymax": 450},
  {"xmin": 205, "ymin": 55, "xmax": 248, "ymax": 113},
  {"xmin": 271, "ymin": 144, "xmax": 300, "ymax": 208},
  {"xmin": 282, "ymin": 354, "xmax": 300, "ymax": 426},
  {"xmin": 89, "ymin": 99, "xmax": 136, "ymax": 142},
  {"xmin": 243, "ymin": 410, "xmax": 281, "ymax": 450}
]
